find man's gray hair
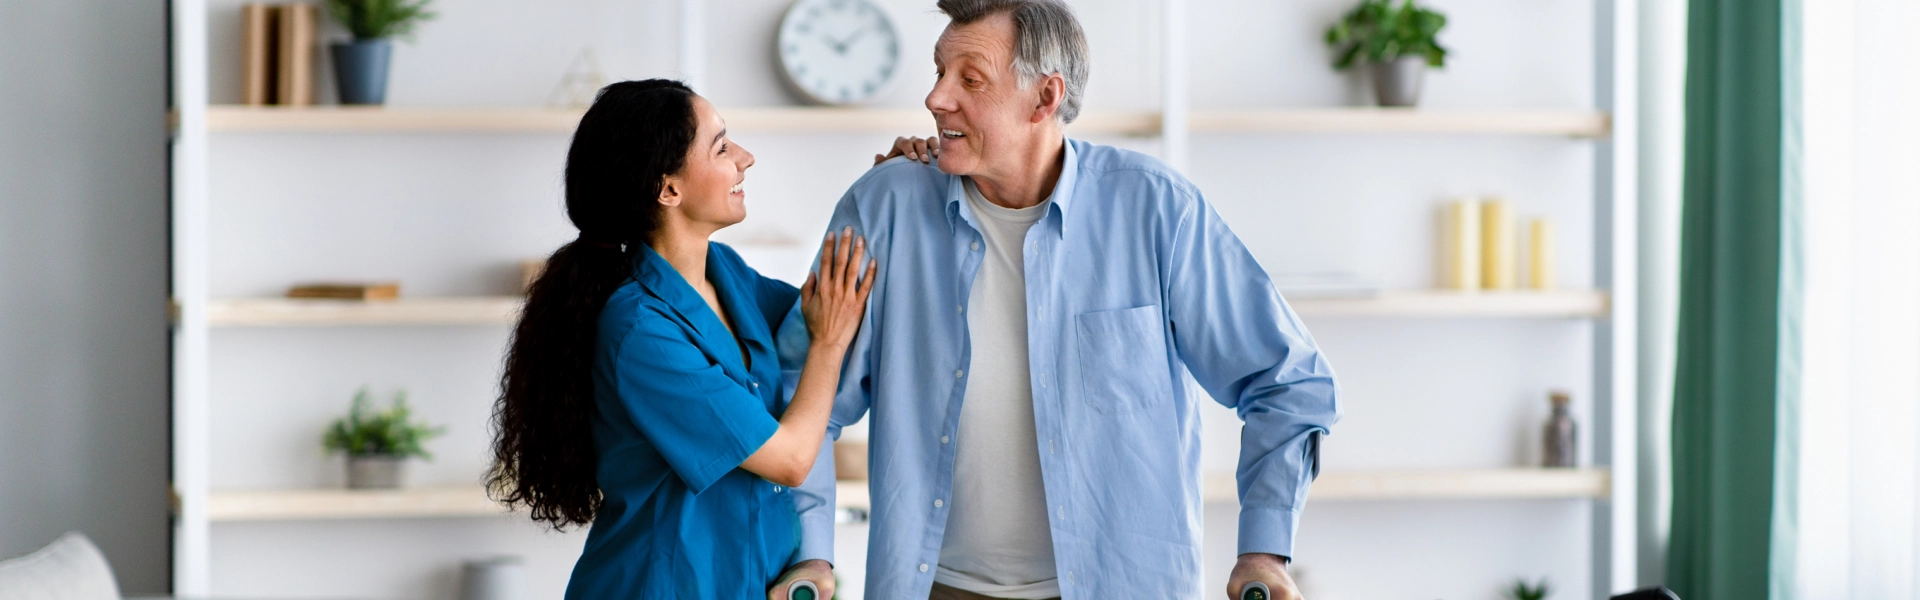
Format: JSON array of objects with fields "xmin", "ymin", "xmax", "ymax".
[{"xmin": 937, "ymin": 0, "xmax": 1090, "ymax": 125}]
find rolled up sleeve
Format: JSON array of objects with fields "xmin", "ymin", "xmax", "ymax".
[
  {"xmin": 611, "ymin": 316, "xmax": 779, "ymax": 495},
  {"xmin": 1165, "ymin": 194, "xmax": 1341, "ymax": 558}
]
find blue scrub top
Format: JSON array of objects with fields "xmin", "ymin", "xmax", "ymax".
[{"xmin": 565, "ymin": 243, "xmax": 803, "ymax": 599}]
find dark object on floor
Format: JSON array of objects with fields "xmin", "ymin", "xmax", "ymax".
[{"xmin": 1611, "ymin": 587, "xmax": 1681, "ymax": 600}]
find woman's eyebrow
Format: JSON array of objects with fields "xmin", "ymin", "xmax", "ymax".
[{"xmin": 711, "ymin": 128, "xmax": 728, "ymax": 148}]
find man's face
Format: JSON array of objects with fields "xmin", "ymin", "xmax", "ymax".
[{"xmin": 925, "ymin": 13, "xmax": 1042, "ymax": 177}]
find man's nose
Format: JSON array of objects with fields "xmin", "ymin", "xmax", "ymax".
[{"xmin": 925, "ymin": 77, "xmax": 957, "ymax": 113}]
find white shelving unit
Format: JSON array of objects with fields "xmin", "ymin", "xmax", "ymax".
[{"xmin": 169, "ymin": 0, "xmax": 1637, "ymax": 597}]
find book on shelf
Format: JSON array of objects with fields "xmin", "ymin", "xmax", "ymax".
[
  {"xmin": 274, "ymin": 3, "xmax": 317, "ymax": 107},
  {"xmin": 286, "ymin": 282, "xmax": 401, "ymax": 300},
  {"xmin": 240, "ymin": 3, "xmax": 275, "ymax": 105}
]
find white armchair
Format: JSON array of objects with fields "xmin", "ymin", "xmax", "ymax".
[{"xmin": 0, "ymin": 532, "xmax": 121, "ymax": 600}]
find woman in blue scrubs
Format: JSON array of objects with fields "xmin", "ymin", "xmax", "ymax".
[{"xmin": 487, "ymin": 79, "xmax": 873, "ymax": 599}]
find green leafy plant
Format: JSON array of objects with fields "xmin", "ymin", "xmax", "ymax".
[
  {"xmin": 324, "ymin": 0, "xmax": 437, "ymax": 41},
  {"xmin": 1506, "ymin": 577, "xmax": 1551, "ymax": 600},
  {"xmin": 1324, "ymin": 0, "xmax": 1449, "ymax": 70},
  {"xmin": 323, "ymin": 388, "xmax": 445, "ymax": 458}
]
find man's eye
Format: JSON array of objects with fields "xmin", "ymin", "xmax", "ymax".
[{"xmin": 719, "ymin": 143, "xmax": 728, "ymax": 154}]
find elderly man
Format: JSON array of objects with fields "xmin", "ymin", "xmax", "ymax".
[{"xmin": 771, "ymin": 1, "xmax": 1339, "ymax": 598}]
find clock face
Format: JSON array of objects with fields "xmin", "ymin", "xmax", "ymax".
[{"xmin": 777, "ymin": 0, "xmax": 901, "ymax": 105}]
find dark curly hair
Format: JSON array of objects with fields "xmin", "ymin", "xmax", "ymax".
[{"xmin": 487, "ymin": 79, "xmax": 697, "ymax": 529}]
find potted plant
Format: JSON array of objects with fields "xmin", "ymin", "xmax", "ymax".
[
  {"xmin": 324, "ymin": 0, "xmax": 436, "ymax": 105},
  {"xmin": 323, "ymin": 388, "xmax": 445, "ymax": 489},
  {"xmin": 1506, "ymin": 577, "xmax": 1552, "ymax": 600},
  {"xmin": 1324, "ymin": 0, "xmax": 1449, "ymax": 107}
]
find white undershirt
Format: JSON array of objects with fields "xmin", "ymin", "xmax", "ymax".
[{"xmin": 934, "ymin": 178, "xmax": 1059, "ymax": 598}]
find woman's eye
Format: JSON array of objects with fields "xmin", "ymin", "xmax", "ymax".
[{"xmin": 719, "ymin": 143, "xmax": 728, "ymax": 154}]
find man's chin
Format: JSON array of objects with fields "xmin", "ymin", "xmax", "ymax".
[{"xmin": 934, "ymin": 158, "xmax": 969, "ymax": 176}]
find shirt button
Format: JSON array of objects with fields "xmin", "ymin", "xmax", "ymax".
[
  {"xmin": 773, "ymin": 485, "xmax": 783, "ymax": 492},
  {"xmin": 751, "ymin": 382, "xmax": 759, "ymax": 389},
  {"xmin": 919, "ymin": 563, "xmax": 929, "ymax": 573},
  {"xmin": 941, "ymin": 435, "xmax": 950, "ymax": 444},
  {"xmin": 955, "ymin": 369, "xmax": 964, "ymax": 378},
  {"xmin": 971, "ymin": 242, "xmax": 979, "ymax": 251},
  {"xmin": 957, "ymin": 304, "xmax": 965, "ymax": 313},
  {"xmin": 934, "ymin": 499, "xmax": 943, "ymax": 508}
]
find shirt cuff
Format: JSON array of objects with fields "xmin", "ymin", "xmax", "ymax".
[
  {"xmin": 796, "ymin": 501, "xmax": 837, "ymax": 567},
  {"xmin": 1237, "ymin": 505, "xmax": 1301, "ymax": 558}
]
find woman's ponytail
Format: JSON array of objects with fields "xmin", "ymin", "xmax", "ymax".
[{"xmin": 488, "ymin": 80, "xmax": 696, "ymax": 529}]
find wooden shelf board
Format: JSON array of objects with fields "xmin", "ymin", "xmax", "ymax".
[
  {"xmin": 1288, "ymin": 289, "xmax": 1609, "ymax": 318},
  {"xmin": 205, "ymin": 106, "xmax": 1161, "ymax": 136},
  {"xmin": 207, "ymin": 468, "xmax": 1603, "ymax": 520},
  {"xmin": 204, "ymin": 106, "xmax": 1603, "ymax": 137},
  {"xmin": 206, "ymin": 297, "xmax": 522, "ymax": 327},
  {"xmin": 1190, "ymin": 108, "xmax": 1611, "ymax": 137},
  {"xmin": 207, "ymin": 486, "xmax": 511, "ymax": 521},
  {"xmin": 199, "ymin": 290, "xmax": 1605, "ymax": 327},
  {"xmin": 1204, "ymin": 468, "xmax": 1611, "ymax": 503}
]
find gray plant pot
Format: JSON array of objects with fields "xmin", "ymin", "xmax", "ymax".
[
  {"xmin": 332, "ymin": 39, "xmax": 393, "ymax": 105},
  {"xmin": 1370, "ymin": 55, "xmax": 1429, "ymax": 107},
  {"xmin": 346, "ymin": 454, "xmax": 406, "ymax": 489},
  {"xmin": 458, "ymin": 556, "xmax": 528, "ymax": 600}
]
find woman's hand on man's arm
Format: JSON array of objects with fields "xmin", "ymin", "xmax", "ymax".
[{"xmin": 740, "ymin": 228, "xmax": 874, "ymax": 487}]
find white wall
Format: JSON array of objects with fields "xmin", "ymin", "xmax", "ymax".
[
  {"xmin": 0, "ymin": 0, "xmax": 172, "ymax": 594},
  {"xmin": 199, "ymin": 0, "xmax": 1604, "ymax": 598}
]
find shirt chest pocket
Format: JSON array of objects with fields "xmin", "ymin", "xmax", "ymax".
[{"xmin": 1076, "ymin": 305, "xmax": 1175, "ymax": 415}]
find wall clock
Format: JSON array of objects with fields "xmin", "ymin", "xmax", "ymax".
[{"xmin": 776, "ymin": 0, "xmax": 902, "ymax": 105}]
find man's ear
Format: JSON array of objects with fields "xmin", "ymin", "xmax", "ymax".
[
  {"xmin": 658, "ymin": 176, "xmax": 682, "ymax": 208},
  {"xmin": 1031, "ymin": 74, "xmax": 1066, "ymax": 124}
]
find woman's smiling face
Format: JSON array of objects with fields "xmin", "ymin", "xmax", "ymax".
[{"xmin": 664, "ymin": 95, "xmax": 755, "ymax": 232}]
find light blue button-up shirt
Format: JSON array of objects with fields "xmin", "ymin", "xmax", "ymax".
[{"xmin": 779, "ymin": 139, "xmax": 1340, "ymax": 599}]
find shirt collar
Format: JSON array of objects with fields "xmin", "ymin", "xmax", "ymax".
[
  {"xmin": 630, "ymin": 244, "xmax": 767, "ymax": 364},
  {"xmin": 946, "ymin": 137, "xmax": 1081, "ymax": 235}
]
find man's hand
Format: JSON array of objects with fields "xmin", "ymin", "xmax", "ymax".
[
  {"xmin": 768, "ymin": 559, "xmax": 835, "ymax": 600},
  {"xmin": 1226, "ymin": 553, "xmax": 1302, "ymax": 600}
]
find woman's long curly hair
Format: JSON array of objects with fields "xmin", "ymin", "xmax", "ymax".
[{"xmin": 487, "ymin": 79, "xmax": 697, "ymax": 529}]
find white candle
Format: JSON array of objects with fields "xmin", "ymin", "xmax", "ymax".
[
  {"xmin": 1442, "ymin": 200, "xmax": 1481, "ymax": 290},
  {"xmin": 1481, "ymin": 198, "xmax": 1515, "ymax": 290}
]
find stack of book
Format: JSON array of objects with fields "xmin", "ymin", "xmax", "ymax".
[{"xmin": 240, "ymin": 2, "xmax": 319, "ymax": 106}]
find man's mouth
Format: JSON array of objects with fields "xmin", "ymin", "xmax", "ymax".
[
  {"xmin": 940, "ymin": 129, "xmax": 965, "ymax": 139},
  {"xmin": 729, "ymin": 182, "xmax": 744, "ymax": 195}
]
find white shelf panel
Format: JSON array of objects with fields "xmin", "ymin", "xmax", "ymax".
[
  {"xmin": 1204, "ymin": 468, "xmax": 1611, "ymax": 503},
  {"xmin": 1288, "ymin": 290, "xmax": 1608, "ymax": 318},
  {"xmin": 1190, "ymin": 108, "xmax": 1610, "ymax": 137},
  {"xmin": 207, "ymin": 486, "xmax": 511, "ymax": 521},
  {"xmin": 206, "ymin": 297, "xmax": 522, "ymax": 327},
  {"xmin": 201, "ymin": 106, "xmax": 1606, "ymax": 137},
  {"xmin": 201, "ymin": 290, "xmax": 1605, "ymax": 327},
  {"xmin": 202, "ymin": 106, "xmax": 1162, "ymax": 136}
]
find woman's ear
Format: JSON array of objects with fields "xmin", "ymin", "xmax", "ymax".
[{"xmin": 658, "ymin": 176, "xmax": 682, "ymax": 208}]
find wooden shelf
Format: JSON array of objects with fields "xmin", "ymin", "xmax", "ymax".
[
  {"xmin": 823, "ymin": 469, "xmax": 1609, "ymax": 512},
  {"xmin": 200, "ymin": 290, "xmax": 1604, "ymax": 327},
  {"xmin": 1203, "ymin": 468, "xmax": 1611, "ymax": 503},
  {"xmin": 203, "ymin": 105, "xmax": 1162, "ymax": 136},
  {"xmin": 206, "ymin": 297, "xmax": 522, "ymax": 327},
  {"xmin": 1288, "ymin": 289, "xmax": 1609, "ymax": 318},
  {"xmin": 1189, "ymin": 108, "xmax": 1610, "ymax": 137},
  {"xmin": 208, "ymin": 469, "xmax": 1604, "ymax": 521},
  {"xmin": 207, "ymin": 486, "xmax": 511, "ymax": 521},
  {"xmin": 201, "ymin": 106, "xmax": 1604, "ymax": 137}
]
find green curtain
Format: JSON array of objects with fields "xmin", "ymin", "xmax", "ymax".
[{"xmin": 1668, "ymin": 0, "xmax": 1786, "ymax": 599}]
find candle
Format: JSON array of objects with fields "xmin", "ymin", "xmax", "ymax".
[
  {"xmin": 1481, "ymin": 198, "xmax": 1515, "ymax": 290},
  {"xmin": 1529, "ymin": 218, "xmax": 1557, "ymax": 289},
  {"xmin": 1442, "ymin": 199, "xmax": 1481, "ymax": 290}
]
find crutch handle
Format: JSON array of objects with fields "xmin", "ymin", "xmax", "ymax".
[
  {"xmin": 787, "ymin": 579, "xmax": 820, "ymax": 600},
  {"xmin": 1240, "ymin": 581, "xmax": 1271, "ymax": 600}
]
